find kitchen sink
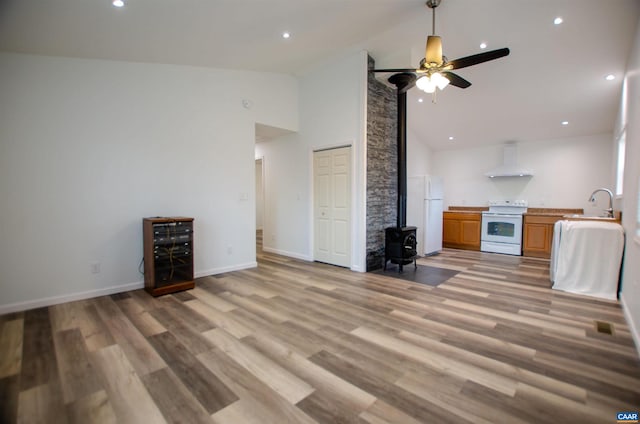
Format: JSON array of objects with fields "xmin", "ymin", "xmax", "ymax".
[{"xmin": 562, "ymin": 214, "xmax": 618, "ymax": 221}]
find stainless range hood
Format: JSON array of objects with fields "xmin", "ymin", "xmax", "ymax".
[{"xmin": 485, "ymin": 143, "xmax": 533, "ymax": 178}]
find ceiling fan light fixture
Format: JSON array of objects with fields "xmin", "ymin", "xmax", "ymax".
[
  {"xmin": 425, "ymin": 36, "xmax": 443, "ymax": 66},
  {"xmin": 432, "ymin": 72, "xmax": 450, "ymax": 90},
  {"xmin": 416, "ymin": 75, "xmax": 437, "ymax": 93},
  {"xmin": 416, "ymin": 73, "xmax": 448, "ymax": 93}
]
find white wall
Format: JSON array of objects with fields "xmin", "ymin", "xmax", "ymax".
[
  {"xmin": 0, "ymin": 52, "xmax": 298, "ymax": 312},
  {"xmin": 617, "ymin": 16, "xmax": 640, "ymax": 353},
  {"xmin": 407, "ymin": 126, "xmax": 433, "ymax": 177},
  {"xmin": 255, "ymin": 50, "xmax": 368, "ymax": 271},
  {"xmin": 431, "ymin": 134, "xmax": 613, "ymax": 211}
]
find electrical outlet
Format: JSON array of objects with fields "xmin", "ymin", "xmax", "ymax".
[{"xmin": 90, "ymin": 262, "xmax": 101, "ymax": 274}]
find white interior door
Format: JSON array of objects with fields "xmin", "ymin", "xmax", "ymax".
[{"xmin": 314, "ymin": 147, "xmax": 351, "ymax": 267}]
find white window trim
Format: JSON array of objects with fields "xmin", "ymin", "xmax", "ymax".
[
  {"xmin": 615, "ymin": 127, "xmax": 626, "ymax": 198},
  {"xmin": 636, "ymin": 174, "xmax": 640, "ymax": 246}
]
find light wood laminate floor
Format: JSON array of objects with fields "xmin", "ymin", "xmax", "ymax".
[{"xmin": 1, "ymin": 245, "xmax": 639, "ymax": 423}]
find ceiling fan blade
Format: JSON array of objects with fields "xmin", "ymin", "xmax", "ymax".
[
  {"xmin": 448, "ymin": 48, "xmax": 510, "ymax": 70},
  {"xmin": 371, "ymin": 68, "xmax": 418, "ymax": 73},
  {"xmin": 442, "ymin": 72, "xmax": 471, "ymax": 89}
]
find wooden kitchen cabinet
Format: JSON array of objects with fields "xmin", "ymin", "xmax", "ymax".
[
  {"xmin": 443, "ymin": 212, "xmax": 482, "ymax": 250},
  {"xmin": 522, "ymin": 215, "xmax": 561, "ymax": 258}
]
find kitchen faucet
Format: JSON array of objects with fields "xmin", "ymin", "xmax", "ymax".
[{"xmin": 588, "ymin": 188, "xmax": 614, "ymax": 218}]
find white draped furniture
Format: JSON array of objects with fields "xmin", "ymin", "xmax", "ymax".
[{"xmin": 550, "ymin": 220, "xmax": 624, "ymax": 300}]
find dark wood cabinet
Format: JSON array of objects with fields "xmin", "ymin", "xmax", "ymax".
[
  {"xmin": 143, "ymin": 217, "xmax": 194, "ymax": 296},
  {"xmin": 443, "ymin": 212, "xmax": 482, "ymax": 250}
]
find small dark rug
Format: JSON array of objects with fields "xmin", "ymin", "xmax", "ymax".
[{"xmin": 372, "ymin": 263, "xmax": 459, "ymax": 287}]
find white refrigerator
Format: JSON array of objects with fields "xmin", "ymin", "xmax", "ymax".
[{"xmin": 407, "ymin": 175, "xmax": 444, "ymax": 256}]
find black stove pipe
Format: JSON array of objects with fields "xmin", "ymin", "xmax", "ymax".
[
  {"xmin": 396, "ymin": 89, "xmax": 407, "ymax": 228},
  {"xmin": 388, "ymin": 73, "xmax": 416, "ymax": 229}
]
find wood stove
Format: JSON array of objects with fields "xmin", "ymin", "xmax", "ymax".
[
  {"xmin": 384, "ymin": 73, "xmax": 419, "ymax": 272},
  {"xmin": 384, "ymin": 226, "xmax": 418, "ymax": 271}
]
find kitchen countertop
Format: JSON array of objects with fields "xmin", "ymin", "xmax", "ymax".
[
  {"xmin": 524, "ymin": 208, "xmax": 622, "ymax": 223},
  {"xmin": 446, "ymin": 206, "xmax": 488, "ymax": 213},
  {"xmin": 524, "ymin": 208, "xmax": 584, "ymax": 216},
  {"xmin": 445, "ymin": 207, "xmax": 621, "ymax": 222}
]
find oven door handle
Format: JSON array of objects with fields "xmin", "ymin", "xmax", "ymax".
[{"xmin": 482, "ymin": 213, "xmax": 522, "ymax": 218}]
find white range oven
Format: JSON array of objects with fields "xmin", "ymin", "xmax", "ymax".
[{"xmin": 481, "ymin": 200, "xmax": 528, "ymax": 255}]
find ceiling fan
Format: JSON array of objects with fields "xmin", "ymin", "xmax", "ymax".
[{"xmin": 373, "ymin": 0, "xmax": 510, "ymax": 94}]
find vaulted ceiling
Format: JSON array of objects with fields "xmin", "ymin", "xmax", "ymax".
[{"xmin": 1, "ymin": 0, "xmax": 638, "ymax": 150}]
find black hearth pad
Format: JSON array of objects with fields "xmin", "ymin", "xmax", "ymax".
[{"xmin": 372, "ymin": 264, "xmax": 459, "ymax": 287}]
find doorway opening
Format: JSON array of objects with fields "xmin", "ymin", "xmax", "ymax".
[{"xmin": 255, "ymin": 158, "xmax": 264, "ymax": 254}]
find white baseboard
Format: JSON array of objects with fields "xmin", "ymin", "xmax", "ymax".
[
  {"xmin": 0, "ymin": 262, "xmax": 260, "ymax": 315},
  {"xmin": 195, "ymin": 262, "xmax": 258, "ymax": 278},
  {"xmin": 620, "ymin": 293, "xmax": 640, "ymax": 358},
  {"xmin": 0, "ymin": 280, "xmax": 144, "ymax": 315},
  {"xmin": 262, "ymin": 247, "xmax": 313, "ymax": 261}
]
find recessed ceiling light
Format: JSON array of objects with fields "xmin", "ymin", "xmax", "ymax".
[
  {"xmin": 561, "ymin": 121, "xmax": 569, "ymax": 126},
  {"xmin": 605, "ymin": 74, "xmax": 615, "ymax": 81},
  {"xmin": 282, "ymin": 32, "xmax": 291, "ymax": 39},
  {"xmin": 418, "ymin": 98, "xmax": 424, "ymax": 103},
  {"xmin": 112, "ymin": 0, "xmax": 124, "ymax": 7},
  {"xmin": 448, "ymin": 136, "xmax": 455, "ymax": 141},
  {"xmin": 480, "ymin": 42, "xmax": 487, "ymax": 49},
  {"xmin": 553, "ymin": 17, "xmax": 563, "ymax": 25}
]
